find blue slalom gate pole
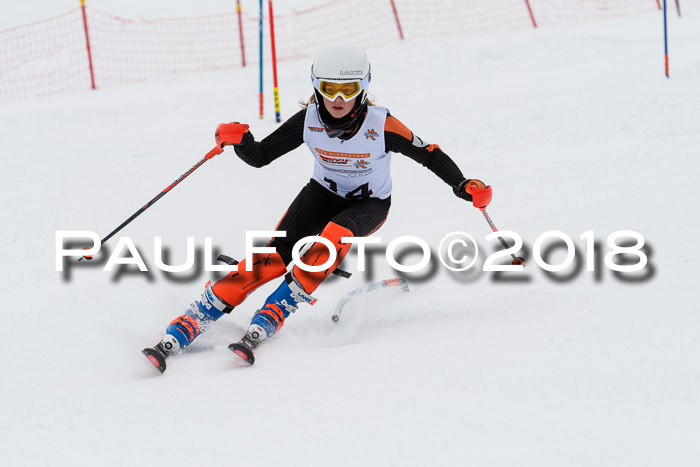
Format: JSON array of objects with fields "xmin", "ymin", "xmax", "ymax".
[
  {"xmin": 258, "ymin": 0, "xmax": 264, "ymax": 119},
  {"xmin": 663, "ymin": 0, "xmax": 669, "ymax": 78}
]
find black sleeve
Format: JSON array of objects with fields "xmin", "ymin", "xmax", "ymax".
[
  {"xmin": 234, "ymin": 109, "xmax": 307, "ymax": 168},
  {"xmin": 384, "ymin": 116, "xmax": 465, "ymax": 188}
]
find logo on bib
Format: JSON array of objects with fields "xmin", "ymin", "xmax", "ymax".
[
  {"xmin": 364, "ymin": 129, "xmax": 379, "ymax": 141},
  {"xmin": 320, "ymin": 155, "xmax": 350, "ymax": 165},
  {"xmin": 354, "ymin": 160, "xmax": 369, "ymax": 169},
  {"xmin": 308, "ymin": 126, "xmax": 324, "ymax": 132}
]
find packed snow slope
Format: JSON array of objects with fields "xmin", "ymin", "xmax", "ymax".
[{"xmin": 2, "ymin": 7, "xmax": 700, "ymax": 467}]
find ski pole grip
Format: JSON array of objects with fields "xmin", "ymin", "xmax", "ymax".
[
  {"xmin": 467, "ymin": 184, "xmax": 493, "ymax": 209},
  {"xmin": 215, "ymin": 123, "xmax": 250, "ymax": 148}
]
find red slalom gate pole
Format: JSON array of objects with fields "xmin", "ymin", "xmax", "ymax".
[
  {"xmin": 80, "ymin": 0, "xmax": 96, "ymax": 89},
  {"xmin": 236, "ymin": 0, "xmax": 246, "ymax": 67},
  {"xmin": 524, "ymin": 0, "xmax": 538, "ymax": 28},
  {"xmin": 656, "ymin": 0, "xmax": 661, "ymax": 9},
  {"xmin": 389, "ymin": 0, "xmax": 404, "ymax": 40},
  {"xmin": 258, "ymin": 0, "xmax": 264, "ymax": 119},
  {"xmin": 268, "ymin": 0, "xmax": 281, "ymax": 123}
]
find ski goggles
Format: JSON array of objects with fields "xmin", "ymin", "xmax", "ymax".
[{"xmin": 311, "ymin": 74, "xmax": 370, "ymax": 102}]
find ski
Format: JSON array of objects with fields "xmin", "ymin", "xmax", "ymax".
[
  {"xmin": 331, "ymin": 278, "xmax": 410, "ymax": 323},
  {"xmin": 144, "ymin": 278, "xmax": 410, "ymax": 371}
]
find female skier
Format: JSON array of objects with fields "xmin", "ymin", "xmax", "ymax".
[{"xmin": 143, "ymin": 43, "xmax": 490, "ymax": 372}]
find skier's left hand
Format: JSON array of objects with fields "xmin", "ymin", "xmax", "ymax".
[{"xmin": 453, "ymin": 178, "xmax": 492, "ymax": 208}]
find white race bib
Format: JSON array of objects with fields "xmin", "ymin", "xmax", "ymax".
[{"xmin": 303, "ymin": 105, "xmax": 392, "ymax": 199}]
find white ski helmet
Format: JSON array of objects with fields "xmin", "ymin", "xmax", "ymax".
[{"xmin": 310, "ymin": 44, "xmax": 371, "ymax": 136}]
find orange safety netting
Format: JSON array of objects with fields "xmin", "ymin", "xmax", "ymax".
[{"xmin": 0, "ymin": 0, "xmax": 675, "ymax": 101}]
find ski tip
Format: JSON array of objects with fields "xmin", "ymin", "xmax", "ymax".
[
  {"xmin": 142, "ymin": 348, "xmax": 167, "ymax": 374},
  {"xmin": 228, "ymin": 343, "xmax": 255, "ymax": 365}
]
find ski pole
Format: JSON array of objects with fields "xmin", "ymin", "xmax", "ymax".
[
  {"xmin": 466, "ymin": 182, "xmax": 525, "ymax": 266},
  {"xmin": 478, "ymin": 207, "xmax": 525, "ymax": 266},
  {"xmin": 80, "ymin": 143, "xmax": 229, "ymax": 261}
]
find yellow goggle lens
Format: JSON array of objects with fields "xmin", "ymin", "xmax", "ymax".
[{"xmin": 319, "ymin": 80, "xmax": 360, "ymax": 99}]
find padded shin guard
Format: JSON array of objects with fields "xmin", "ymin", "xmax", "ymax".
[
  {"xmin": 212, "ymin": 251, "xmax": 287, "ymax": 307},
  {"xmin": 292, "ymin": 222, "xmax": 354, "ymax": 294}
]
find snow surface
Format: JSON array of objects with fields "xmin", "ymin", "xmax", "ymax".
[{"xmin": 2, "ymin": 3, "xmax": 700, "ymax": 467}]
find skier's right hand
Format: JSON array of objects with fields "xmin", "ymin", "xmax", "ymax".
[{"xmin": 216, "ymin": 122, "xmax": 252, "ymax": 148}]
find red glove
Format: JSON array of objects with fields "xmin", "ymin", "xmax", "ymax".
[
  {"xmin": 215, "ymin": 122, "xmax": 250, "ymax": 148},
  {"xmin": 454, "ymin": 179, "xmax": 493, "ymax": 209}
]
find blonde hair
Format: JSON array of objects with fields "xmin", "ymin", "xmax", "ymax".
[{"xmin": 299, "ymin": 93, "xmax": 376, "ymax": 109}]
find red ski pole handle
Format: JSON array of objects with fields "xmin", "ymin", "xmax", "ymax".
[
  {"xmin": 215, "ymin": 122, "xmax": 250, "ymax": 148},
  {"xmin": 466, "ymin": 182, "xmax": 493, "ymax": 209}
]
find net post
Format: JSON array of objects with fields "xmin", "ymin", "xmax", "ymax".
[
  {"xmin": 236, "ymin": 0, "xmax": 246, "ymax": 67},
  {"xmin": 524, "ymin": 0, "xmax": 538, "ymax": 28},
  {"xmin": 80, "ymin": 0, "xmax": 96, "ymax": 89},
  {"xmin": 389, "ymin": 0, "xmax": 404, "ymax": 40}
]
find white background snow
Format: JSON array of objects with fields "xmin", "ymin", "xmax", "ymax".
[{"xmin": 1, "ymin": 1, "xmax": 700, "ymax": 466}]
